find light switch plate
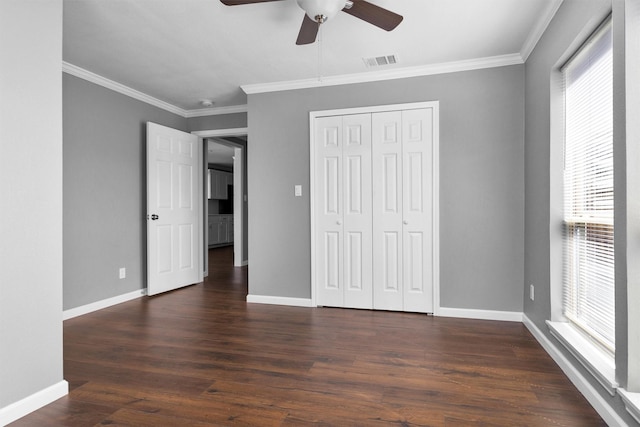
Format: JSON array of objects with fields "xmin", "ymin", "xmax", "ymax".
[{"xmin": 295, "ymin": 185, "xmax": 302, "ymax": 197}]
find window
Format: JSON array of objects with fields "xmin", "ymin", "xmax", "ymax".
[{"xmin": 562, "ymin": 19, "xmax": 614, "ymax": 354}]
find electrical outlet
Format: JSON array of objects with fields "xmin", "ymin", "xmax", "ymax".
[
  {"xmin": 119, "ymin": 267, "xmax": 126, "ymax": 279},
  {"xmin": 529, "ymin": 284, "xmax": 535, "ymax": 301}
]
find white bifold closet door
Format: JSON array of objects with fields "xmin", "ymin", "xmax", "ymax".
[
  {"xmin": 315, "ymin": 107, "xmax": 434, "ymax": 313},
  {"xmin": 315, "ymin": 114, "xmax": 373, "ymax": 309},
  {"xmin": 372, "ymin": 109, "xmax": 433, "ymax": 313}
]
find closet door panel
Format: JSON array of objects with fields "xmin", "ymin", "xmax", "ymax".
[
  {"xmin": 406, "ymin": 231, "xmax": 424, "ymax": 292},
  {"xmin": 315, "ymin": 116, "xmax": 344, "ymax": 308},
  {"xmin": 382, "ymin": 231, "xmax": 400, "ymax": 291},
  {"xmin": 324, "ymin": 231, "xmax": 341, "ymax": 289},
  {"xmin": 343, "ymin": 114, "xmax": 372, "ymax": 309},
  {"xmin": 372, "ymin": 111, "xmax": 403, "ymax": 311},
  {"xmin": 402, "ymin": 108, "xmax": 434, "ymax": 313}
]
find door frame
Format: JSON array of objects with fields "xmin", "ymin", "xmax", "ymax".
[
  {"xmin": 309, "ymin": 102, "xmax": 440, "ymax": 315},
  {"xmin": 192, "ymin": 127, "xmax": 248, "ymax": 269}
]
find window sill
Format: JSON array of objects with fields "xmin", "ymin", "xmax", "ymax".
[
  {"xmin": 619, "ymin": 389, "xmax": 640, "ymax": 424},
  {"xmin": 546, "ymin": 320, "xmax": 618, "ymax": 396}
]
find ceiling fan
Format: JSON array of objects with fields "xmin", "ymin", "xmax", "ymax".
[{"xmin": 220, "ymin": 0, "xmax": 403, "ymax": 45}]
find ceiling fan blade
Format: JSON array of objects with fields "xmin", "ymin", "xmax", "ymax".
[
  {"xmin": 220, "ymin": 0, "xmax": 283, "ymax": 5},
  {"xmin": 296, "ymin": 14, "xmax": 319, "ymax": 45},
  {"xmin": 342, "ymin": 0, "xmax": 403, "ymax": 31}
]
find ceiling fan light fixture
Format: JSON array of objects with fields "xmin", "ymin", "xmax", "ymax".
[
  {"xmin": 296, "ymin": 0, "xmax": 345, "ymax": 23},
  {"xmin": 220, "ymin": 0, "xmax": 403, "ymax": 45}
]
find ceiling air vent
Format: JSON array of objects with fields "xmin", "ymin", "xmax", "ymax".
[{"xmin": 363, "ymin": 54, "xmax": 398, "ymax": 68}]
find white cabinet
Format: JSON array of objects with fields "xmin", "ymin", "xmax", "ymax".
[
  {"xmin": 209, "ymin": 216, "xmax": 223, "ymax": 245},
  {"xmin": 208, "ymin": 215, "xmax": 234, "ymax": 246},
  {"xmin": 218, "ymin": 217, "xmax": 229, "ymax": 243},
  {"xmin": 208, "ymin": 169, "xmax": 232, "ymax": 200},
  {"xmin": 215, "ymin": 170, "xmax": 228, "ymax": 199}
]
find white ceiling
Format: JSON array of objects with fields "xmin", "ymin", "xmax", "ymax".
[
  {"xmin": 207, "ymin": 138, "xmax": 236, "ymax": 165},
  {"xmin": 63, "ymin": 0, "xmax": 561, "ymax": 112}
]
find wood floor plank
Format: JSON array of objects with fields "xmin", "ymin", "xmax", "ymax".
[
  {"xmin": 96, "ymin": 407, "xmax": 224, "ymax": 427},
  {"xmin": 10, "ymin": 247, "xmax": 605, "ymax": 426},
  {"xmin": 204, "ymin": 380, "xmax": 412, "ymax": 427},
  {"xmin": 64, "ymin": 382, "xmax": 289, "ymax": 426},
  {"xmin": 4, "ymin": 398, "xmax": 118, "ymax": 427},
  {"xmin": 63, "ymin": 359, "xmax": 214, "ymax": 395}
]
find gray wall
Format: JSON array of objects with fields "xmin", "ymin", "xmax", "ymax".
[
  {"xmin": 187, "ymin": 112, "xmax": 247, "ymax": 131},
  {"xmin": 247, "ymin": 65, "xmax": 525, "ymax": 312},
  {"xmin": 523, "ymin": 0, "xmax": 636, "ymax": 422},
  {"xmin": 63, "ymin": 74, "xmax": 187, "ymax": 310},
  {"xmin": 0, "ymin": 0, "xmax": 65, "ymax": 413},
  {"xmin": 63, "ymin": 75, "xmax": 249, "ymax": 310}
]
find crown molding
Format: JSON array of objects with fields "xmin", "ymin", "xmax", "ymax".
[
  {"xmin": 185, "ymin": 104, "xmax": 248, "ymax": 118},
  {"xmin": 65, "ymin": 4, "xmax": 556, "ymax": 114},
  {"xmin": 520, "ymin": 0, "xmax": 564, "ymax": 61},
  {"xmin": 62, "ymin": 62, "xmax": 248, "ymax": 119},
  {"xmin": 62, "ymin": 61, "xmax": 186, "ymax": 116},
  {"xmin": 241, "ymin": 53, "xmax": 524, "ymax": 95}
]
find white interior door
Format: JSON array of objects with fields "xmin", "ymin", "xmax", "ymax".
[
  {"xmin": 372, "ymin": 109, "xmax": 434, "ymax": 312},
  {"xmin": 147, "ymin": 122, "xmax": 202, "ymax": 296},
  {"xmin": 315, "ymin": 116, "xmax": 344, "ymax": 308},
  {"xmin": 342, "ymin": 114, "xmax": 373, "ymax": 309},
  {"xmin": 372, "ymin": 111, "xmax": 404, "ymax": 311},
  {"xmin": 315, "ymin": 114, "xmax": 373, "ymax": 309},
  {"xmin": 401, "ymin": 108, "xmax": 434, "ymax": 313}
]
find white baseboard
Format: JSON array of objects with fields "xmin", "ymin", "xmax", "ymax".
[
  {"xmin": 245, "ymin": 299, "xmax": 522, "ymax": 319},
  {"xmin": 63, "ymin": 289, "xmax": 146, "ymax": 320},
  {"xmin": 0, "ymin": 380, "xmax": 68, "ymax": 426},
  {"xmin": 522, "ymin": 315, "xmax": 629, "ymax": 427},
  {"xmin": 437, "ymin": 306, "xmax": 523, "ymax": 322},
  {"xmin": 246, "ymin": 294, "xmax": 313, "ymax": 307}
]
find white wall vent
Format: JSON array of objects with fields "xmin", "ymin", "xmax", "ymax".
[{"xmin": 363, "ymin": 55, "xmax": 398, "ymax": 68}]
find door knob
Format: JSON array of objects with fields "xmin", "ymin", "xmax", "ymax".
[
  {"xmin": 403, "ymin": 220, "xmax": 408, "ymax": 225},
  {"xmin": 151, "ymin": 214, "xmax": 159, "ymax": 220},
  {"xmin": 336, "ymin": 220, "xmax": 342, "ymax": 225}
]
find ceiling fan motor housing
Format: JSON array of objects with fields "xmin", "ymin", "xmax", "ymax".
[{"xmin": 296, "ymin": 0, "xmax": 345, "ymax": 23}]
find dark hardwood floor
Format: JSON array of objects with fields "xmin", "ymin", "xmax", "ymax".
[{"xmin": 11, "ymin": 247, "xmax": 605, "ymax": 426}]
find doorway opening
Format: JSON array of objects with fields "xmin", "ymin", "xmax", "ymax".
[{"xmin": 192, "ymin": 128, "xmax": 248, "ymax": 277}]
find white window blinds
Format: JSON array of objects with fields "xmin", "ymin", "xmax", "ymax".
[{"xmin": 562, "ymin": 19, "xmax": 615, "ymax": 353}]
